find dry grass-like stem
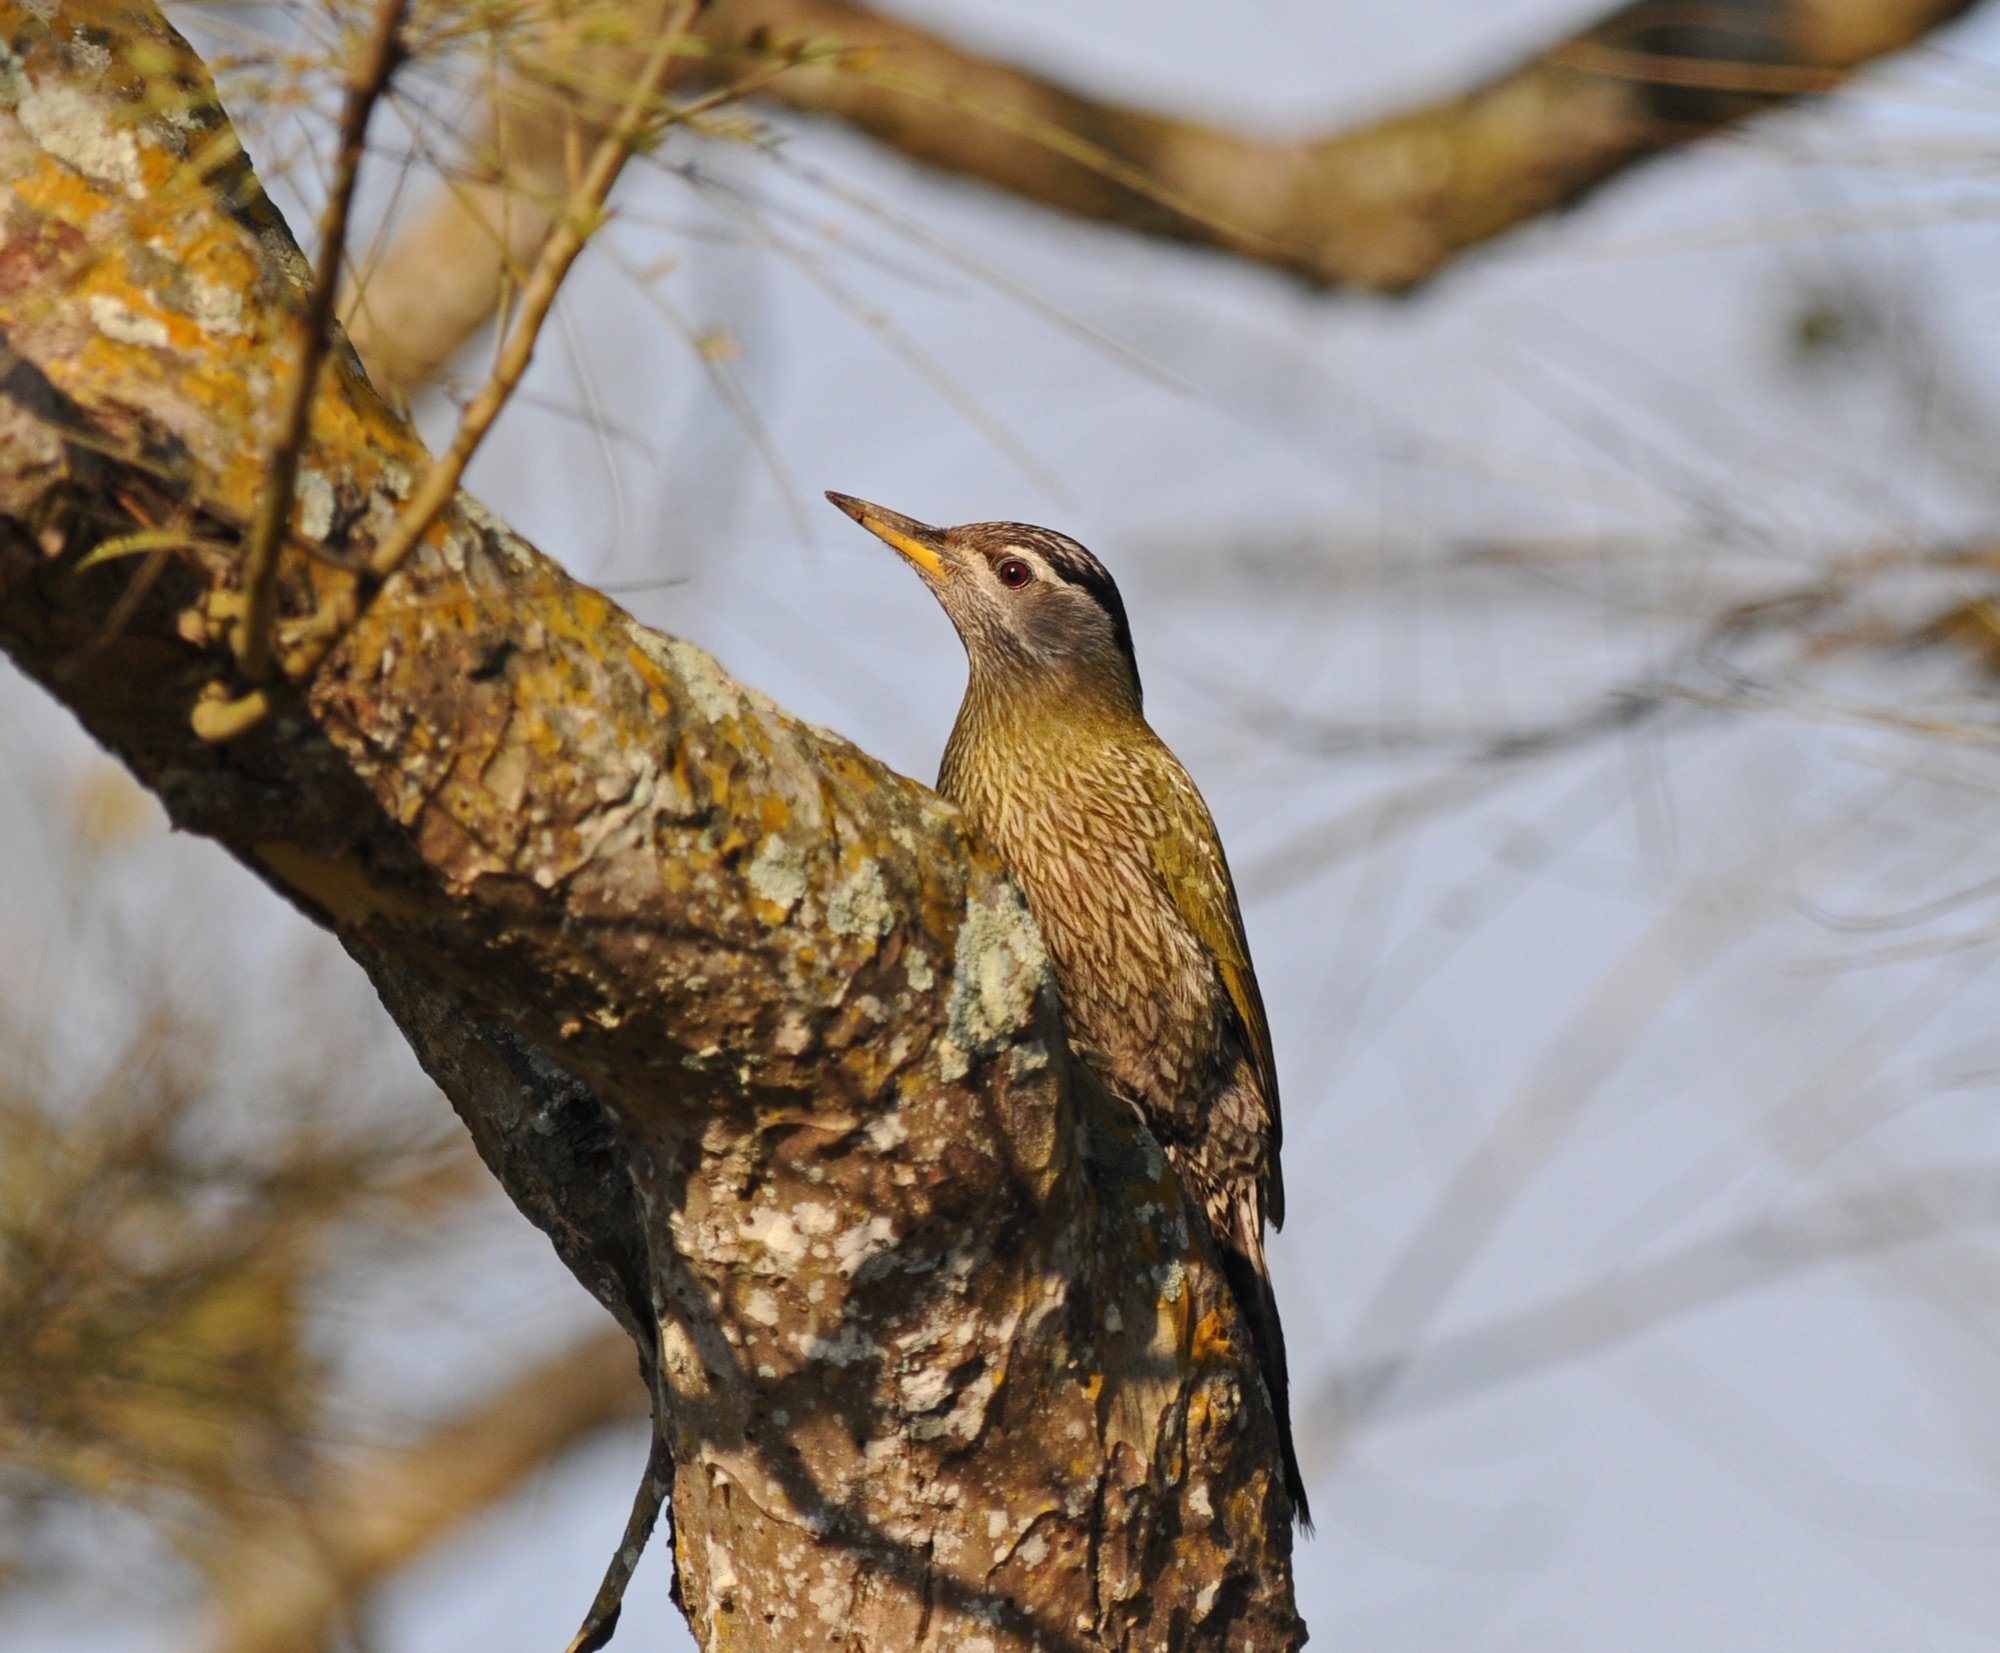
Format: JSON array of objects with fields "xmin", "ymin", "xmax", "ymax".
[
  {"xmin": 205, "ymin": 1, "xmax": 701, "ymax": 740},
  {"xmin": 234, "ymin": 0, "xmax": 411, "ymax": 685}
]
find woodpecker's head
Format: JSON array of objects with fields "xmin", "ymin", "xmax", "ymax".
[{"xmin": 827, "ymin": 492, "xmax": 1141, "ymax": 708}]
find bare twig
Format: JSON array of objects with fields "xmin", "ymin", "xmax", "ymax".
[
  {"xmin": 566, "ymin": 1423, "xmax": 676, "ymax": 1653},
  {"xmin": 340, "ymin": 8, "xmax": 838, "ymax": 399},
  {"xmin": 209, "ymin": 4, "xmax": 701, "ymax": 738},
  {"xmin": 359, "ymin": 11, "xmax": 690, "ymax": 585},
  {"xmin": 235, "ymin": 0, "xmax": 410, "ymax": 683}
]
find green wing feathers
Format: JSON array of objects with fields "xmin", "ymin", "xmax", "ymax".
[{"xmin": 1142, "ymin": 761, "xmax": 1285, "ymax": 1226}]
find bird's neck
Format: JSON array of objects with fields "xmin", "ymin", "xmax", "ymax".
[
  {"xmin": 967, "ymin": 649, "xmax": 1142, "ymax": 730},
  {"xmin": 943, "ymin": 657, "xmax": 1150, "ymax": 802}
]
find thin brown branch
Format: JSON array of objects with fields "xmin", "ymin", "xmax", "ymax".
[
  {"xmin": 360, "ymin": 9, "xmax": 692, "ymax": 580},
  {"xmin": 210, "ymin": 3, "xmax": 697, "ymax": 738},
  {"xmin": 339, "ymin": 0, "xmax": 692, "ymax": 397},
  {"xmin": 353, "ymin": 21, "xmax": 802, "ymax": 595},
  {"xmin": 236, "ymin": 0, "xmax": 408, "ymax": 683},
  {"xmin": 566, "ymin": 1423, "xmax": 676, "ymax": 1653}
]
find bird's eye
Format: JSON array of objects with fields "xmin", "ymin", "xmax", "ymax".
[{"xmin": 995, "ymin": 557, "xmax": 1034, "ymax": 589}]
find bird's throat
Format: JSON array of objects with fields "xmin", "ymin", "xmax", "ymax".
[{"xmin": 939, "ymin": 665, "xmax": 1152, "ymax": 818}]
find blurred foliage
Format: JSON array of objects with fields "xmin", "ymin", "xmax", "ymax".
[
  {"xmin": 0, "ymin": 1016, "xmax": 471, "ymax": 1581},
  {"xmin": 0, "ymin": 759, "xmax": 478, "ymax": 1600}
]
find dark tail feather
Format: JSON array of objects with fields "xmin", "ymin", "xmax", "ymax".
[{"xmin": 1219, "ymin": 1246, "xmax": 1312, "ymax": 1532}]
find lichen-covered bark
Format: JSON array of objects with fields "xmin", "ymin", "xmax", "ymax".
[{"xmin": 0, "ymin": 6, "xmax": 1301, "ymax": 1648}]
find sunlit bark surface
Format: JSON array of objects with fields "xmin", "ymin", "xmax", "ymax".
[{"xmin": 0, "ymin": 6, "xmax": 1302, "ymax": 1648}]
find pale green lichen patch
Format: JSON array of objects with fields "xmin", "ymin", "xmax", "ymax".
[
  {"xmin": 746, "ymin": 835, "xmax": 807, "ymax": 915},
  {"xmin": 937, "ymin": 881, "xmax": 1048, "ymax": 1079},
  {"xmin": 86, "ymin": 291, "xmax": 166, "ymax": 347},
  {"xmin": 296, "ymin": 468, "xmax": 336, "ymax": 541},
  {"xmin": 833, "ymin": 1214, "xmax": 896, "ymax": 1277},
  {"xmin": 654, "ymin": 635, "xmax": 743, "ymax": 726},
  {"xmin": 0, "ymin": 46, "xmax": 26, "ymax": 110},
  {"xmin": 795, "ymin": 1324, "xmax": 878, "ymax": 1367},
  {"xmin": 741, "ymin": 1206, "xmax": 806, "ymax": 1268},
  {"xmin": 864, "ymin": 1109, "xmax": 907, "ymax": 1152},
  {"xmin": 17, "ymin": 76, "xmax": 143, "ymax": 196},
  {"xmin": 186, "ymin": 276, "xmax": 243, "ymax": 337},
  {"xmin": 826, "ymin": 857, "xmax": 891, "ymax": 939}
]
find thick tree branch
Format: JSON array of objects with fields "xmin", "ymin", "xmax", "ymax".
[
  {"xmin": 345, "ymin": 0, "xmax": 1983, "ymax": 399},
  {"xmin": 0, "ymin": 6, "xmax": 1300, "ymax": 1647}
]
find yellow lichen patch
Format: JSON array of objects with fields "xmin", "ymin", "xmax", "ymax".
[
  {"xmin": 1189, "ymin": 1305, "xmax": 1235, "ymax": 1368},
  {"xmin": 253, "ymin": 840, "xmax": 426, "ymax": 927},
  {"xmin": 622, "ymin": 642, "xmax": 674, "ymax": 719},
  {"xmin": 1152, "ymin": 1274, "xmax": 1193, "ymax": 1368},
  {"xmin": 536, "ymin": 584, "xmax": 618, "ymax": 660},
  {"xmin": 5, "ymin": 119, "xmax": 428, "ymax": 534},
  {"xmin": 10, "ymin": 163, "xmax": 117, "ymax": 239}
]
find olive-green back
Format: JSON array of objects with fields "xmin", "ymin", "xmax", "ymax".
[{"xmin": 1141, "ymin": 758, "xmax": 1284, "ymax": 1226}]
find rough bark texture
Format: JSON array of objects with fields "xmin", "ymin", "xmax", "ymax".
[
  {"xmin": 0, "ymin": 6, "xmax": 1302, "ymax": 1649},
  {"xmin": 344, "ymin": 0, "xmax": 1985, "ymax": 399}
]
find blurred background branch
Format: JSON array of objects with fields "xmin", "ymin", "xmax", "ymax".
[
  {"xmin": 199, "ymin": 1327, "xmax": 643, "ymax": 1653},
  {"xmin": 346, "ymin": 0, "xmax": 1989, "ymax": 400}
]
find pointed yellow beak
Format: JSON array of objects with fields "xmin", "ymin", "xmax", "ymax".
[{"xmin": 825, "ymin": 491, "xmax": 950, "ymax": 580}]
